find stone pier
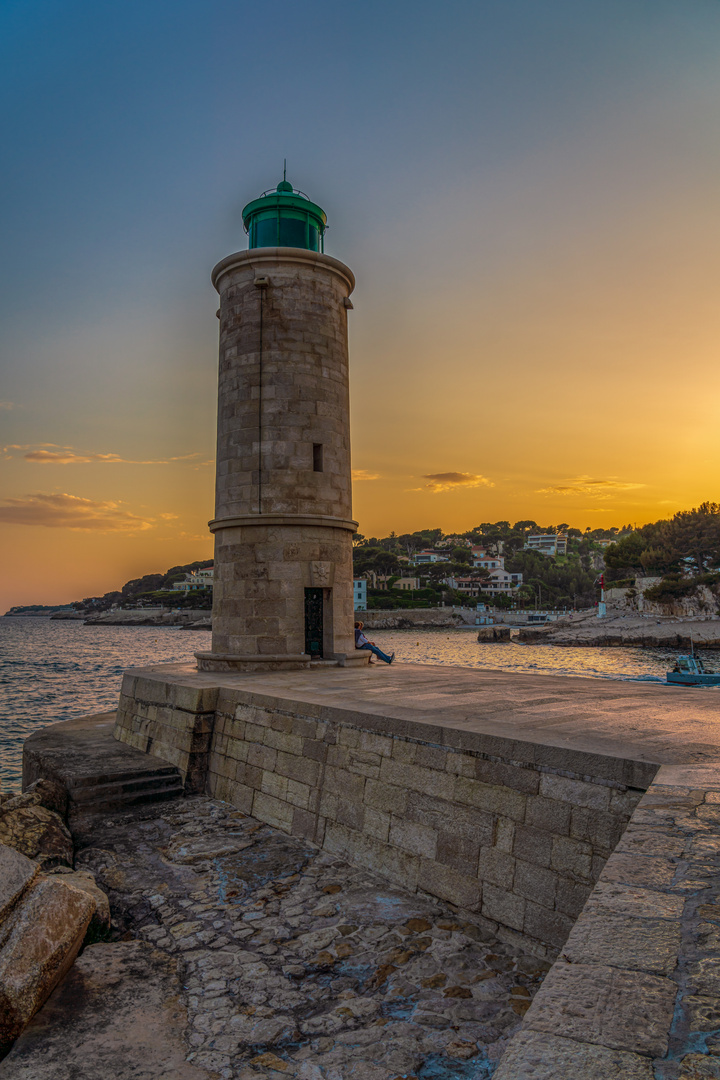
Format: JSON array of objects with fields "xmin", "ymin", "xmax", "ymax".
[{"xmin": 100, "ymin": 661, "xmax": 720, "ymax": 1075}]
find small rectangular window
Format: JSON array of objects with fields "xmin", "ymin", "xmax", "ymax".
[{"xmin": 313, "ymin": 443, "xmax": 323, "ymax": 472}]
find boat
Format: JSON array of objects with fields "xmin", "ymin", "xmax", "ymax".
[{"xmin": 667, "ymin": 651, "xmax": 720, "ymax": 686}]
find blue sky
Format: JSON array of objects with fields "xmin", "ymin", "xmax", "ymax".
[{"xmin": 1, "ymin": 0, "xmax": 720, "ymax": 606}]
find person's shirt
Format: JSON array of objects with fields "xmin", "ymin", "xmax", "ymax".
[{"xmin": 355, "ymin": 628, "xmax": 369, "ymax": 647}]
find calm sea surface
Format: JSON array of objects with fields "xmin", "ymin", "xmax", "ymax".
[{"xmin": 1, "ymin": 617, "xmax": 714, "ymax": 792}]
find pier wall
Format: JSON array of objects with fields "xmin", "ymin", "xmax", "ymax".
[
  {"xmin": 115, "ymin": 672, "xmax": 652, "ymax": 959},
  {"xmin": 495, "ymin": 763, "xmax": 720, "ymax": 1078},
  {"xmin": 63, "ymin": 662, "xmax": 720, "ymax": 1076}
]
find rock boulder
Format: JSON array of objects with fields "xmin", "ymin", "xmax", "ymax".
[
  {"xmin": 47, "ymin": 869, "xmax": 111, "ymax": 939},
  {"xmin": 0, "ymin": 803, "xmax": 73, "ymax": 869},
  {"xmin": 25, "ymin": 779, "xmax": 69, "ymax": 820},
  {"xmin": 0, "ymin": 844, "xmax": 38, "ymax": 924},
  {"xmin": 0, "ymin": 876, "xmax": 95, "ymax": 1054}
]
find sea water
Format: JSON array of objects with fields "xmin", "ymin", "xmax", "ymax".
[
  {"xmin": 0, "ymin": 618, "xmax": 212, "ymax": 791},
  {"xmin": 1, "ymin": 617, "xmax": 711, "ymax": 791}
]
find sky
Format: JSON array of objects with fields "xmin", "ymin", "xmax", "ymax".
[{"xmin": 1, "ymin": 0, "xmax": 719, "ymax": 610}]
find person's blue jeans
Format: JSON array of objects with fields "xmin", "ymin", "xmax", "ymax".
[{"xmin": 359, "ymin": 642, "xmax": 393, "ymax": 664}]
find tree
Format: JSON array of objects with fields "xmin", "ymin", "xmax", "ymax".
[
  {"xmin": 422, "ymin": 562, "xmax": 454, "ymax": 587},
  {"xmin": 493, "ymin": 593, "xmax": 514, "ymax": 610},
  {"xmin": 515, "ymin": 584, "xmax": 535, "ymax": 607},
  {"xmin": 397, "ymin": 534, "xmax": 419, "ymax": 559},
  {"xmin": 671, "ymin": 503, "xmax": 720, "ymax": 573},
  {"xmin": 373, "ymin": 551, "xmax": 401, "ymax": 575}
]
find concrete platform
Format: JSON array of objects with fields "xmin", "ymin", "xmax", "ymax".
[{"xmin": 122, "ymin": 660, "xmax": 720, "ymax": 771}]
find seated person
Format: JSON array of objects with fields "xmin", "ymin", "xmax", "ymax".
[{"xmin": 354, "ymin": 621, "xmax": 395, "ymax": 665}]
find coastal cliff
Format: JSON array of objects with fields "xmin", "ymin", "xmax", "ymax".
[{"xmin": 79, "ymin": 609, "xmax": 211, "ymax": 630}]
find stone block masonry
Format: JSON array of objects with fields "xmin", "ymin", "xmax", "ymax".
[
  {"xmin": 115, "ymin": 666, "xmax": 651, "ymax": 960},
  {"xmin": 494, "ymin": 762, "xmax": 720, "ymax": 1078},
  {"xmin": 207, "ymin": 703, "xmax": 644, "ymax": 958},
  {"xmin": 202, "ymin": 247, "xmax": 360, "ymax": 670}
]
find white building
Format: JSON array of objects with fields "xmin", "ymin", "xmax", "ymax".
[
  {"xmin": 353, "ymin": 579, "xmax": 367, "ymax": 610},
  {"xmin": 175, "ymin": 566, "xmax": 214, "ymax": 593},
  {"xmin": 524, "ymin": 534, "xmax": 568, "ymax": 557},
  {"xmin": 471, "ymin": 547, "xmax": 504, "ymax": 571},
  {"xmin": 447, "ymin": 567, "xmax": 522, "ymax": 596}
]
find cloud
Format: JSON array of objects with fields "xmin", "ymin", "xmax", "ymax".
[
  {"xmin": 0, "ymin": 402, "xmax": 17, "ymax": 411},
  {"xmin": 537, "ymin": 476, "xmax": 645, "ymax": 499},
  {"xmin": 352, "ymin": 469, "xmax": 380, "ymax": 481},
  {"xmin": 420, "ymin": 472, "xmax": 494, "ymax": 493},
  {"xmin": 0, "ymin": 493, "xmax": 153, "ymax": 531},
  {"xmin": 20, "ymin": 447, "xmax": 203, "ymax": 465}
]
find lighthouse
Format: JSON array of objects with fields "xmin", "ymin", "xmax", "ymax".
[{"xmin": 196, "ymin": 176, "xmax": 364, "ymax": 672}]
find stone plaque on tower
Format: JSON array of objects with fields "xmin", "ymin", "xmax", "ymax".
[{"xmin": 195, "ymin": 176, "xmax": 365, "ymax": 672}]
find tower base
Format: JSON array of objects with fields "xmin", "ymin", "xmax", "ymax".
[{"xmin": 194, "ymin": 651, "xmax": 369, "ymax": 673}]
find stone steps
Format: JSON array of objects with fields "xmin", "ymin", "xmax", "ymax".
[
  {"xmin": 23, "ymin": 713, "xmax": 185, "ymax": 820},
  {"xmin": 67, "ymin": 771, "xmax": 184, "ymax": 813},
  {"xmin": 66, "ymin": 761, "xmax": 180, "ymax": 789}
]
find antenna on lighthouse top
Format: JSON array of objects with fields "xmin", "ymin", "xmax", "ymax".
[{"xmin": 283, "ymin": 158, "xmax": 287, "ymax": 182}]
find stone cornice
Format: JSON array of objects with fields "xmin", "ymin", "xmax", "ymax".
[
  {"xmin": 211, "ymin": 248, "xmax": 355, "ymax": 295},
  {"xmin": 208, "ymin": 514, "xmax": 358, "ymax": 533}
]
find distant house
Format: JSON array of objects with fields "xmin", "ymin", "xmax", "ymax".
[
  {"xmin": 447, "ymin": 566, "xmax": 522, "ymax": 596},
  {"xmin": 446, "ymin": 577, "xmax": 484, "ymax": 597},
  {"xmin": 415, "ymin": 550, "xmax": 450, "ymax": 564},
  {"xmin": 524, "ymin": 534, "xmax": 568, "ymax": 557},
  {"xmin": 471, "ymin": 547, "xmax": 504, "ymax": 571},
  {"xmin": 353, "ymin": 579, "xmax": 367, "ymax": 611},
  {"xmin": 392, "ymin": 577, "xmax": 421, "ymax": 591},
  {"xmin": 437, "ymin": 536, "xmax": 471, "ymax": 549},
  {"xmin": 175, "ymin": 566, "xmax": 214, "ymax": 593}
]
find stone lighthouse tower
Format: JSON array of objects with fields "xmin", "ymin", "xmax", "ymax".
[{"xmin": 196, "ymin": 177, "xmax": 363, "ymax": 672}]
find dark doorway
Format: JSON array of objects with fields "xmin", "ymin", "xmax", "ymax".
[{"xmin": 304, "ymin": 588, "xmax": 324, "ymax": 658}]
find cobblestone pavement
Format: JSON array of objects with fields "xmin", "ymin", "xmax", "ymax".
[{"xmin": 75, "ymin": 796, "xmax": 549, "ymax": 1079}]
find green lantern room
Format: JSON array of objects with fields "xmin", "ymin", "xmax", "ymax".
[{"xmin": 242, "ymin": 176, "xmax": 327, "ymax": 253}]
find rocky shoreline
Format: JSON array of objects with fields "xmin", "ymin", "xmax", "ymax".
[
  {"xmin": 45, "ymin": 608, "xmax": 473, "ymax": 632},
  {"xmin": 15, "ymin": 607, "xmax": 720, "ymax": 649},
  {"xmin": 514, "ymin": 610, "xmax": 720, "ymax": 649},
  {"xmin": 50, "ymin": 610, "xmax": 213, "ymax": 630}
]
